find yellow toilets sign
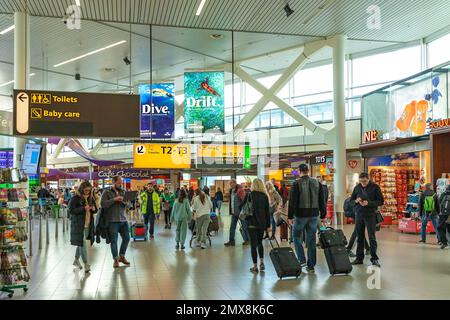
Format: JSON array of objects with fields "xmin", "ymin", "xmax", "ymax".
[{"xmin": 13, "ymin": 89, "xmax": 140, "ymax": 138}]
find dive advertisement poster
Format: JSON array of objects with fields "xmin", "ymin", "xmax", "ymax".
[
  {"xmin": 184, "ymin": 71, "xmax": 225, "ymax": 133},
  {"xmin": 139, "ymin": 83, "xmax": 174, "ymax": 139}
]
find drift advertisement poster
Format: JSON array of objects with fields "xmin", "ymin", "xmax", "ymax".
[
  {"xmin": 184, "ymin": 71, "xmax": 225, "ymax": 133},
  {"xmin": 139, "ymin": 83, "xmax": 174, "ymax": 139}
]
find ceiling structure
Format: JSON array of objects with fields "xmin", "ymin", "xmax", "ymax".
[{"xmin": 0, "ymin": 0, "xmax": 449, "ymax": 106}]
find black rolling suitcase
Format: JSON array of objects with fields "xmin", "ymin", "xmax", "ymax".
[
  {"xmin": 319, "ymin": 227, "xmax": 352, "ymax": 275},
  {"xmin": 269, "ymin": 238, "xmax": 302, "ymax": 279},
  {"xmin": 323, "ymin": 246, "xmax": 352, "ymax": 275}
]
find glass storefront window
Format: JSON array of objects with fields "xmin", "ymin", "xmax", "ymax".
[{"xmin": 428, "ymin": 33, "xmax": 450, "ymax": 68}]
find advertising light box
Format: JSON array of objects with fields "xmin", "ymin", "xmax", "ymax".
[
  {"xmin": 139, "ymin": 83, "xmax": 175, "ymax": 139},
  {"xmin": 13, "ymin": 90, "xmax": 140, "ymax": 138},
  {"xmin": 22, "ymin": 144, "xmax": 42, "ymax": 175},
  {"xmin": 184, "ymin": 71, "xmax": 225, "ymax": 133},
  {"xmin": 133, "ymin": 143, "xmax": 191, "ymax": 169}
]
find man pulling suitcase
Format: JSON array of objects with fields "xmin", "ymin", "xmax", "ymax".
[{"xmin": 288, "ymin": 164, "xmax": 327, "ymax": 274}]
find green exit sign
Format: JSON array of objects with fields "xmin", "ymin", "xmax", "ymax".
[{"xmin": 244, "ymin": 145, "xmax": 251, "ymax": 169}]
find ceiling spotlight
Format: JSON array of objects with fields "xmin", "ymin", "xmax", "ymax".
[
  {"xmin": 209, "ymin": 34, "xmax": 224, "ymax": 40},
  {"xmin": 284, "ymin": 3, "xmax": 294, "ymax": 17},
  {"xmin": 123, "ymin": 56, "xmax": 131, "ymax": 65}
]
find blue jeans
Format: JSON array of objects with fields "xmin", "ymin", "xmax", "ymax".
[
  {"xmin": 75, "ymin": 228, "xmax": 89, "ymax": 264},
  {"xmin": 229, "ymin": 215, "xmax": 249, "ymax": 242},
  {"xmin": 421, "ymin": 214, "xmax": 440, "ymax": 242},
  {"xmin": 216, "ymin": 201, "xmax": 223, "ymax": 213},
  {"xmin": 292, "ymin": 217, "xmax": 318, "ymax": 269},
  {"xmin": 143, "ymin": 213, "xmax": 156, "ymax": 236},
  {"xmin": 109, "ymin": 221, "xmax": 130, "ymax": 260}
]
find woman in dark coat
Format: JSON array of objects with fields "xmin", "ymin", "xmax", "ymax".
[
  {"xmin": 69, "ymin": 181, "xmax": 98, "ymax": 273},
  {"xmin": 240, "ymin": 178, "xmax": 271, "ymax": 274}
]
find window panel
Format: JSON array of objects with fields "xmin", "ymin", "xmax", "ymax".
[{"xmin": 428, "ymin": 33, "xmax": 450, "ymax": 67}]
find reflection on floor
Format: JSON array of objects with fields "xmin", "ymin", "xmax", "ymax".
[{"xmin": 3, "ymin": 206, "xmax": 450, "ymax": 300}]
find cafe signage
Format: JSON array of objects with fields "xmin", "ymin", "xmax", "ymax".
[{"xmin": 13, "ymin": 89, "xmax": 140, "ymax": 138}]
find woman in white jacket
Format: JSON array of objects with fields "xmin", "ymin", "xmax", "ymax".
[{"xmin": 192, "ymin": 188, "xmax": 213, "ymax": 249}]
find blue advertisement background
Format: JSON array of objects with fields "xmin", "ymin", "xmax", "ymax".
[
  {"xmin": 139, "ymin": 83, "xmax": 174, "ymax": 139},
  {"xmin": 184, "ymin": 71, "xmax": 225, "ymax": 133}
]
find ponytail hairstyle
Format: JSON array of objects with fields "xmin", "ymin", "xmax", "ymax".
[{"xmin": 195, "ymin": 188, "xmax": 206, "ymax": 205}]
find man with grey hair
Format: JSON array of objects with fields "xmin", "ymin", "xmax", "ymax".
[{"xmin": 224, "ymin": 179, "xmax": 249, "ymax": 246}]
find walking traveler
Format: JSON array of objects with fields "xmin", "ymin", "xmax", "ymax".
[
  {"xmin": 69, "ymin": 181, "xmax": 98, "ymax": 273},
  {"xmin": 224, "ymin": 179, "xmax": 250, "ymax": 247},
  {"xmin": 138, "ymin": 184, "xmax": 161, "ymax": 239},
  {"xmin": 265, "ymin": 181, "xmax": 282, "ymax": 240},
  {"xmin": 288, "ymin": 164, "xmax": 327, "ymax": 273},
  {"xmin": 215, "ymin": 188, "xmax": 224, "ymax": 214},
  {"xmin": 350, "ymin": 173, "xmax": 384, "ymax": 267},
  {"xmin": 171, "ymin": 189, "xmax": 192, "ymax": 250},
  {"xmin": 438, "ymin": 184, "xmax": 450, "ymax": 249},
  {"xmin": 240, "ymin": 178, "xmax": 271, "ymax": 274},
  {"xmin": 418, "ymin": 183, "xmax": 441, "ymax": 244},
  {"xmin": 100, "ymin": 176, "xmax": 131, "ymax": 268},
  {"xmin": 162, "ymin": 188, "xmax": 175, "ymax": 230},
  {"xmin": 192, "ymin": 188, "xmax": 213, "ymax": 249}
]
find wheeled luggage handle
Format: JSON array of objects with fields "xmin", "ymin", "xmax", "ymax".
[{"xmin": 268, "ymin": 234, "xmax": 281, "ymax": 249}]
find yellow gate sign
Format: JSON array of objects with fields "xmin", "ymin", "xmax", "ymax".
[{"xmin": 133, "ymin": 143, "xmax": 191, "ymax": 169}]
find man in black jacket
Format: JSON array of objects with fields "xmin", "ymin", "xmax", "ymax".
[
  {"xmin": 288, "ymin": 164, "xmax": 327, "ymax": 273},
  {"xmin": 350, "ymin": 172, "xmax": 384, "ymax": 267}
]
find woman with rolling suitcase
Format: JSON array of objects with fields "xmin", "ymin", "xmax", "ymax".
[{"xmin": 240, "ymin": 178, "xmax": 271, "ymax": 274}]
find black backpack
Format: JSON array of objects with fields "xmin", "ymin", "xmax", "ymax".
[
  {"xmin": 441, "ymin": 194, "xmax": 450, "ymax": 215},
  {"xmin": 343, "ymin": 197, "xmax": 355, "ymax": 218}
]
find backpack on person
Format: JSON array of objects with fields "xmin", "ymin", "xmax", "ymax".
[
  {"xmin": 343, "ymin": 197, "xmax": 355, "ymax": 218},
  {"xmin": 423, "ymin": 195, "xmax": 435, "ymax": 214},
  {"xmin": 441, "ymin": 194, "xmax": 450, "ymax": 216}
]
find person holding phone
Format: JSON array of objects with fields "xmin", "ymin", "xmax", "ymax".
[
  {"xmin": 350, "ymin": 172, "xmax": 384, "ymax": 267},
  {"xmin": 101, "ymin": 175, "xmax": 131, "ymax": 268},
  {"xmin": 69, "ymin": 181, "xmax": 98, "ymax": 273}
]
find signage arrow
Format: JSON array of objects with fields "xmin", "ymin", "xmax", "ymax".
[{"xmin": 18, "ymin": 93, "xmax": 27, "ymax": 103}]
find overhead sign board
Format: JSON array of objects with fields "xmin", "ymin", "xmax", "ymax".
[
  {"xmin": 133, "ymin": 143, "xmax": 191, "ymax": 169},
  {"xmin": 13, "ymin": 90, "xmax": 140, "ymax": 138},
  {"xmin": 196, "ymin": 143, "xmax": 249, "ymax": 169}
]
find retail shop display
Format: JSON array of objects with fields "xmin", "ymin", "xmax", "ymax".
[
  {"xmin": 0, "ymin": 168, "xmax": 30, "ymax": 298},
  {"xmin": 399, "ymin": 193, "xmax": 435, "ymax": 234},
  {"xmin": 370, "ymin": 169, "xmax": 397, "ymax": 225}
]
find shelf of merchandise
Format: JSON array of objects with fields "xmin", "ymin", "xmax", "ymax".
[{"xmin": 0, "ymin": 177, "xmax": 30, "ymax": 298}]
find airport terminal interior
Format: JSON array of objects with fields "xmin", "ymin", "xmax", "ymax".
[{"xmin": 0, "ymin": 0, "xmax": 450, "ymax": 301}]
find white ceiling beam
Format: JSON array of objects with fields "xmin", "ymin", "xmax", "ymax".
[
  {"xmin": 231, "ymin": 39, "xmax": 329, "ymax": 138},
  {"xmin": 175, "ymin": 100, "xmax": 184, "ymax": 122},
  {"xmin": 51, "ymin": 138, "xmax": 67, "ymax": 160},
  {"xmin": 90, "ymin": 140, "xmax": 103, "ymax": 156}
]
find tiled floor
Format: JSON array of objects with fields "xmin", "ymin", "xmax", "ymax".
[{"xmin": 3, "ymin": 206, "xmax": 450, "ymax": 300}]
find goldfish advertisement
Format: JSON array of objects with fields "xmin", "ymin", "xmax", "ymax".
[
  {"xmin": 139, "ymin": 83, "xmax": 174, "ymax": 139},
  {"xmin": 184, "ymin": 71, "xmax": 225, "ymax": 133}
]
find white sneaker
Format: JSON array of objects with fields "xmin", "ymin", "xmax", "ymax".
[
  {"xmin": 201, "ymin": 243, "xmax": 207, "ymax": 249},
  {"xmin": 84, "ymin": 263, "xmax": 91, "ymax": 273},
  {"xmin": 73, "ymin": 259, "xmax": 82, "ymax": 269}
]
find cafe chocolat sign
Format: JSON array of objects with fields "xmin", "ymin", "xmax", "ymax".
[
  {"xmin": 14, "ymin": 89, "xmax": 140, "ymax": 138},
  {"xmin": 98, "ymin": 169, "xmax": 152, "ymax": 180}
]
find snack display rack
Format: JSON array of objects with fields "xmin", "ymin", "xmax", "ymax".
[
  {"xmin": 0, "ymin": 168, "xmax": 30, "ymax": 298},
  {"xmin": 370, "ymin": 168, "xmax": 420, "ymax": 225}
]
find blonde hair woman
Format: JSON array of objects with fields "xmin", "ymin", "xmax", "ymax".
[
  {"xmin": 265, "ymin": 181, "xmax": 283, "ymax": 240},
  {"xmin": 239, "ymin": 178, "xmax": 271, "ymax": 274}
]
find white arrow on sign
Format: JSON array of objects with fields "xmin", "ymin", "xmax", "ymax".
[{"xmin": 16, "ymin": 92, "xmax": 29, "ymax": 134}]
